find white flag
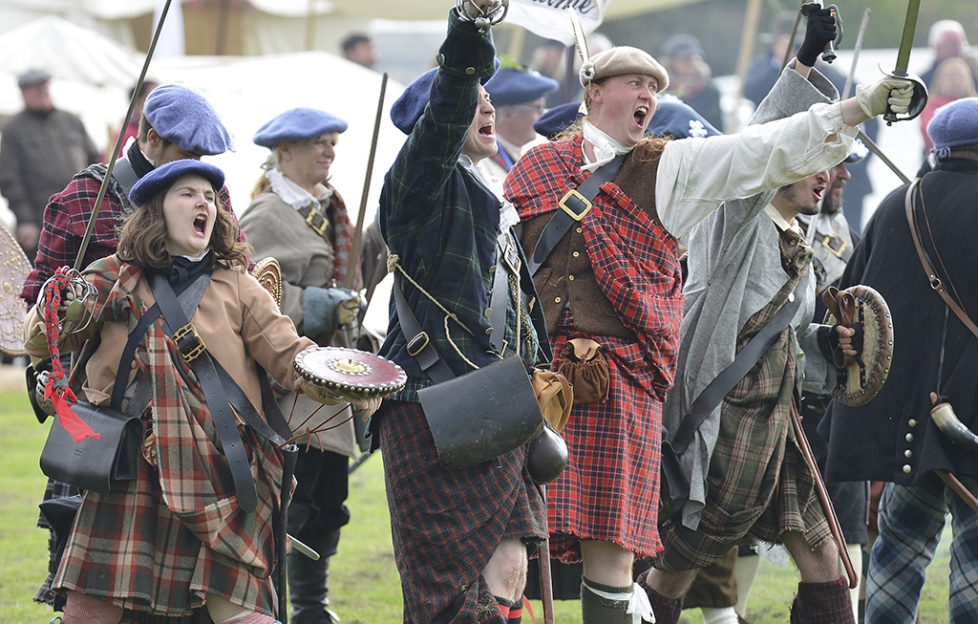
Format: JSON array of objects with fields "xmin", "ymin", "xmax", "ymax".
[
  {"xmin": 505, "ymin": 0, "xmax": 611, "ymax": 46},
  {"xmin": 153, "ymin": 0, "xmax": 185, "ymax": 59}
]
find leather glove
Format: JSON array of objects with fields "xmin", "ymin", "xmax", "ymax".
[
  {"xmin": 797, "ymin": 7, "xmax": 837, "ymax": 67},
  {"xmin": 336, "ymin": 290, "xmax": 364, "ymax": 327},
  {"xmin": 856, "ymin": 76, "xmax": 915, "ymax": 118}
]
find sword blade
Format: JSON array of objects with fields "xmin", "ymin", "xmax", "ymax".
[
  {"xmin": 893, "ymin": 0, "xmax": 921, "ymax": 75},
  {"xmin": 75, "ymin": 0, "xmax": 173, "ymax": 271}
]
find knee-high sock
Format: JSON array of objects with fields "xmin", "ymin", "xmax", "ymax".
[
  {"xmin": 636, "ymin": 570, "xmax": 683, "ymax": 624},
  {"xmin": 790, "ymin": 578, "xmax": 855, "ymax": 624}
]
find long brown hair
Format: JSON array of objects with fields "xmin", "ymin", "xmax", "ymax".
[{"xmin": 117, "ymin": 178, "xmax": 251, "ymax": 270}]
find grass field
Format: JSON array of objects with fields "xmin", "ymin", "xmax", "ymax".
[{"xmin": 0, "ymin": 373, "xmax": 954, "ymax": 623}]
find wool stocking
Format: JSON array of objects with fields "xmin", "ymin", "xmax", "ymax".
[
  {"xmin": 636, "ymin": 570, "xmax": 684, "ymax": 624},
  {"xmin": 790, "ymin": 578, "xmax": 855, "ymax": 624}
]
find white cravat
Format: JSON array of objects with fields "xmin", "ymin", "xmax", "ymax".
[
  {"xmin": 581, "ymin": 121, "xmax": 634, "ymax": 172},
  {"xmin": 265, "ymin": 168, "xmax": 332, "ymax": 212}
]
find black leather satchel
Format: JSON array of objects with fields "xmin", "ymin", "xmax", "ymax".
[
  {"xmin": 39, "ymin": 402, "xmax": 142, "ymax": 493},
  {"xmin": 38, "ymin": 273, "xmax": 212, "ymax": 494},
  {"xmin": 417, "ymin": 355, "xmax": 544, "ymax": 469}
]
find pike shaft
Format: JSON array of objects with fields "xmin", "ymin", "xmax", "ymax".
[
  {"xmin": 842, "ymin": 8, "xmax": 871, "ymax": 100},
  {"xmin": 345, "ymin": 72, "xmax": 389, "ymax": 290},
  {"xmin": 75, "ymin": 0, "xmax": 173, "ymax": 271},
  {"xmin": 893, "ymin": 0, "xmax": 921, "ymax": 74},
  {"xmin": 857, "ymin": 129, "xmax": 910, "ymax": 185}
]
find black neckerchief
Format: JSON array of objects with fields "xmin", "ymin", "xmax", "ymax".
[
  {"xmin": 161, "ymin": 252, "xmax": 214, "ymax": 295},
  {"xmin": 127, "ymin": 140, "xmax": 155, "ymax": 179}
]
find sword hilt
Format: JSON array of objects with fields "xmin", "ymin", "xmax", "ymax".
[
  {"xmin": 881, "ymin": 69, "xmax": 928, "ymax": 125},
  {"xmin": 800, "ymin": 2, "xmax": 843, "ymax": 64}
]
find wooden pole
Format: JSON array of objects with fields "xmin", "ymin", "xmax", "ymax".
[{"xmin": 731, "ymin": 0, "xmax": 763, "ymax": 132}]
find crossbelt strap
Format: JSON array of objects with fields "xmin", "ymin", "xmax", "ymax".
[
  {"xmin": 392, "ymin": 278, "xmax": 455, "ymax": 384},
  {"xmin": 110, "ymin": 274, "xmax": 210, "ymax": 412},
  {"xmin": 905, "ymin": 180, "xmax": 978, "ymax": 340},
  {"xmin": 148, "ymin": 272, "xmax": 291, "ymax": 513},
  {"xmin": 526, "ymin": 154, "xmax": 627, "ymax": 277},
  {"xmin": 669, "ymin": 274, "xmax": 809, "ymax": 455}
]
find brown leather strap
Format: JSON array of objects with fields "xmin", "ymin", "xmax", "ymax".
[
  {"xmin": 296, "ymin": 202, "xmax": 333, "ymax": 244},
  {"xmin": 904, "ymin": 180, "xmax": 978, "ymax": 340}
]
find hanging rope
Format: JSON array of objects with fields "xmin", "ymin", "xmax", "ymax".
[{"xmin": 40, "ymin": 266, "xmax": 99, "ymax": 443}]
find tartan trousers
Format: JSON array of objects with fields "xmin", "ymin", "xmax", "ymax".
[{"xmin": 865, "ymin": 473, "xmax": 978, "ymax": 623}]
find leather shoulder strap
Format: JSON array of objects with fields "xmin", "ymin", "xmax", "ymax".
[
  {"xmin": 527, "ymin": 153, "xmax": 628, "ymax": 276},
  {"xmin": 669, "ymin": 274, "xmax": 809, "ymax": 454},
  {"xmin": 904, "ymin": 180, "xmax": 978, "ymax": 340}
]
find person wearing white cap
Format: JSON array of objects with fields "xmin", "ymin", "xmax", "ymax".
[
  {"xmin": 0, "ymin": 68, "xmax": 99, "ymax": 259},
  {"xmin": 504, "ymin": 6, "xmax": 914, "ymax": 623}
]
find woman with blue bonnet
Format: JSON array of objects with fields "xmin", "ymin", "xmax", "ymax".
[
  {"xmin": 23, "ymin": 159, "xmax": 376, "ymax": 624},
  {"xmin": 240, "ymin": 108, "xmax": 374, "ymax": 624}
]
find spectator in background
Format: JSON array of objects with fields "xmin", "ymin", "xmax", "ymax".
[
  {"xmin": 0, "ymin": 69, "xmax": 99, "ymax": 260},
  {"xmin": 111, "ymin": 79, "xmax": 160, "ymax": 158},
  {"xmin": 920, "ymin": 57, "xmax": 977, "ymax": 161},
  {"xmin": 660, "ymin": 34, "xmax": 724, "ymax": 132},
  {"xmin": 531, "ymin": 38, "xmax": 570, "ymax": 106},
  {"xmin": 481, "ymin": 65, "xmax": 559, "ymax": 181},
  {"xmin": 920, "ymin": 20, "xmax": 978, "ymax": 92},
  {"xmin": 341, "ymin": 32, "xmax": 378, "ymax": 69}
]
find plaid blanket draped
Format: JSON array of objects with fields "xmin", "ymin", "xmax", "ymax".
[
  {"xmin": 53, "ymin": 257, "xmax": 282, "ymax": 617},
  {"xmin": 505, "ymin": 136, "xmax": 683, "ymax": 560},
  {"xmin": 323, "ymin": 186, "xmax": 361, "ymax": 290},
  {"xmin": 505, "ymin": 136, "xmax": 682, "ymax": 401},
  {"xmin": 656, "ymin": 229, "xmax": 831, "ymax": 569}
]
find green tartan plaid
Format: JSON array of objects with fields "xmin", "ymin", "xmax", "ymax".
[{"xmin": 657, "ymin": 228, "xmax": 831, "ymax": 569}]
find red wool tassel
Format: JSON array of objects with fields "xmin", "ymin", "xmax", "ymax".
[{"xmin": 42, "ymin": 267, "xmax": 99, "ymax": 443}]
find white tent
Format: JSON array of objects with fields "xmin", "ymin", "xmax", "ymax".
[{"xmin": 0, "ymin": 16, "xmax": 406, "ymax": 247}]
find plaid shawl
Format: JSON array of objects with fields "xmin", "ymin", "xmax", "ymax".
[
  {"xmin": 323, "ymin": 185, "xmax": 361, "ymax": 290},
  {"xmin": 505, "ymin": 135, "xmax": 683, "ymax": 400},
  {"xmin": 85, "ymin": 256, "xmax": 283, "ymax": 578}
]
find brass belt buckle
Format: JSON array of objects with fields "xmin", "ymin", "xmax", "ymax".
[
  {"xmin": 305, "ymin": 207, "xmax": 329, "ymax": 237},
  {"xmin": 821, "ymin": 233, "xmax": 848, "ymax": 259},
  {"xmin": 173, "ymin": 323, "xmax": 206, "ymax": 362},
  {"xmin": 558, "ymin": 189, "xmax": 591, "ymax": 221},
  {"xmin": 406, "ymin": 332, "xmax": 430, "ymax": 357}
]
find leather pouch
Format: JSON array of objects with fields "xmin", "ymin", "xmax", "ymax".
[
  {"xmin": 40, "ymin": 401, "xmax": 143, "ymax": 493},
  {"xmin": 531, "ymin": 367, "xmax": 573, "ymax": 432},
  {"xmin": 556, "ymin": 338, "xmax": 609, "ymax": 404},
  {"xmin": 418, "ymin": 356, "xmax": 544, "ymax": 470}
]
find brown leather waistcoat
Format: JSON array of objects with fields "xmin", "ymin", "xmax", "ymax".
[{"xmin": 519, "ymin": 138, "xmax": 668, "ymax": 339}]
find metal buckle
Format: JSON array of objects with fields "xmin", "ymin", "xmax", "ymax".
[
  {"xmin": 503, "ymin": 242, "xmax": 521, "ymax": 275},
  {"xmin": 558, "ymin": 189, "xmax": 592, "ymax": 221},
  {"xmin": 173, "ymin": 323, "xmax": 206, "ymax": 362},
  {"xmin": 305, "ymin": 207, "xmax": 329, "ymax": 237},
  {"xmin": 406, "ymin": 332, "xmax": 430, "ymax": 357},
  {"xmin": 821, "ymin": 233, "xmax": 848, "ymax": 259}
]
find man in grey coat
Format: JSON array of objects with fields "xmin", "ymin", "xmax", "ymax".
[{"xmin": 640, "ymin": 11, "xmax": 914, "ymax": 623}]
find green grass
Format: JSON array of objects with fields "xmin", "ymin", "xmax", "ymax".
[{"xmin": 0, "ymin": 385, "xmax": 954, "ymax": 623}]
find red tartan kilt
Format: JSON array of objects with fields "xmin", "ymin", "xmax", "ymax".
[{"xmin": 547, "ymin": 334, "xmax": 663, "ymax": 562}]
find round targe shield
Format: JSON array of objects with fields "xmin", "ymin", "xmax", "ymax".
[
  {"xmin": 823, "ymin": 285, "xmax": 894, "ymax": 406},
  {"xmin": 0, "ymin": 223, "xmax": 29, "ymax": 356},
  {"xmin": 294, "ymin": 346, "xmax": 406, "ymax": 400}
]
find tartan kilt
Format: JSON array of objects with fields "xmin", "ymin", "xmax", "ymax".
[
  {"xmin": 656, "ymin": 327, "xmax": 830, "ymax": 571},
  {"xmin": 377, "ymin": 400, "xmax": 547, "ymax": 624},
  {"xmin": 52, "ymin": 429, "xmax": 280, "ymax": 620},
  {"xmin": 547, "ymin": 314, "xmax": 663, "ymax": 563}
]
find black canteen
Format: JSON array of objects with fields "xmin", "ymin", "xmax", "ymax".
[{"xmin": 526, "ymin": 422, "xmax": 569, "ymax": 484}]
